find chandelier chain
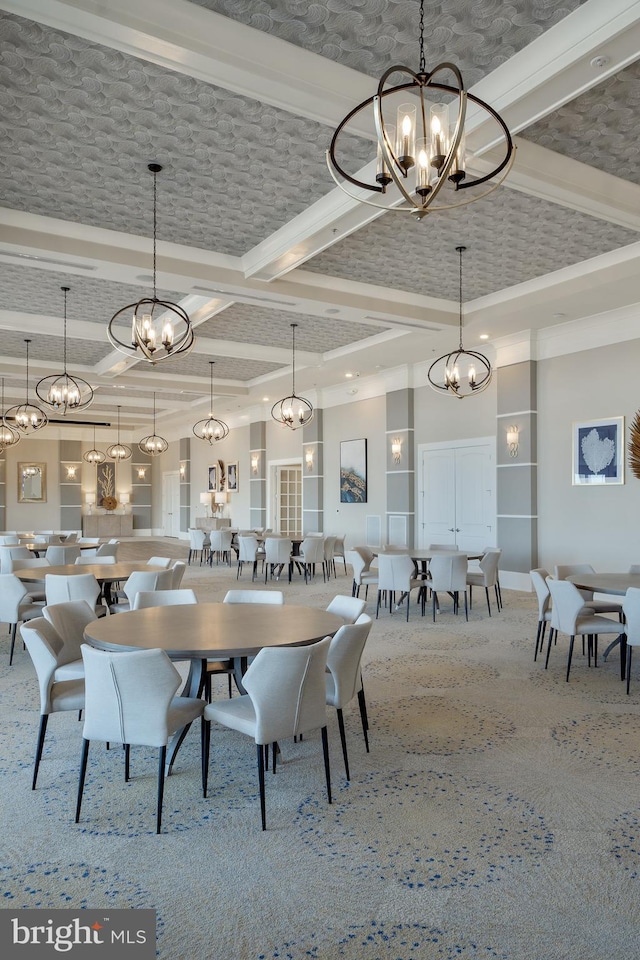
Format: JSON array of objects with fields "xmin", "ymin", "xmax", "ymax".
[
  {"xmin": 24, "ymin": 339, "xmax": 30, "ymax": 401},
  {"xmin": 152, "ymin": 167, "xmax": 157, "ymax": 301},
  {"xmin": 291, "ymin": 324, "xmax": 297, "ymax": 395},
  {"xmin": 62, "ymin": 286, "xmax": 68, "ymax": 372},
  {"xmin": 418, "ymin": 0, "xmax": 425, "ymax": 74},
  {"xmin": 458, "ymin": 245, "xmax": 464, "ymax": 350}
]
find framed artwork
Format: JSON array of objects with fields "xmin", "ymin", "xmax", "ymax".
[
  {"xmin": 226, "ymin": 461, "xmax": 238, "ymax": 492},
  {"xmin": 573, "ymin": 417, "xmax": 624, "ymax": 485},
  {"xmin": 208, "ymin": 464, "xmax": 218, "ymax": 492},
  {"xmin": 96, "ymin": 461, "xmax": 116, "ymax": 508},
  {"xmin": 18, "ymin": 463, "xmax": 46, "ymax": 502},
  {"xmin": 340, "ymin": 438, "xmax": 367, "ymax": 503}
]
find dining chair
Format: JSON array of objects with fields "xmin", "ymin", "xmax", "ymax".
[
  {"xmin": 236, "ymin": 535, "xmax": 259, "ymax": 581},
  {"xmin": 5, "ymin": 557, "xmax": 50, "ymax": 600},
  {"xmin": 298, "ymin": 537, "xmax": 326, "ymax": 583},
  {"xmin": 96, "ymin": 542, "xmax": 119, "ymax": 560},
  {"xmin": 20, "ymin": 618, "xmax": 85, "ymax": 789},
  {"xmin": 75, "ymin": 555, "xmax": 116, "ymax": 565},
  {"xmin": 188, "ymin": 528, "xmax": 208, "ymax": 565},
  {"xmin": 553, "ymin": 564, "xmax": 623, "ymax": 617},
  {"xmin": 42, "ymin": 600, "xmax": 97, "ymax": 680},
  {"xmin": 325, "ymin": 614, "xmax": 373, "ymax": 781},
  {"xmin": 622, "ymin": 587, "xmax": 640, "ymax": 694},
  {"xmin": 147, "ymin": 556, "xmax": 172, "ymax": 568},
  {"xmin": 326, "ymin": 595, "xmax": 366, "ymax": 623},
  {"xmin": 170, "ymin": 561, "xmax": 187, "ymax": 589},
  {"xmin": 76, "ymin": 645, "xmax": 204, "ymax": 834},
  {"xmin": 0, "ymin": 573, "xmax": 44, "ymax": 665},
  {"xmin": 323, "ymin": 536, "xmax": 337, "ymax": 580},
  {"xmin": 545, "ymin": 577, "xmax": 623, "ymax": 681},
  {"xmin": 109, "ymin": 570, "xmax": 172, "ymax": 613},
  {"xmin": 349, "ymin": 547, "xmax": 378, "ymax": 600},
  {"xmin": 375, "ymin": 554, "xmax": 423, "ymax": 621},
  {"xmin": 223, "ymin": 589, "xmax": 284, "ymax": 604},
  {"xmin": 0, "ymin": 545, "xmax": 32, "ymax": 573},
  {"xmin": 45, "ymin": 573, "xmax": 106, "ymax": 617},
  {"xmin": 466, "ymin": 550, "xmax": 501, "ymax": 616},
  {"xmin": 530, "ymin": 568, "xmax": 553, "ymax": 661},
  {"xmin": 45, "ymin": 545, "xmax": 81, "ymax": 565},
  {"xmin": 202, "ymin": 636, "xmax": 332, "ymax": 830},
  {"xmin": 428, "ymin": 543, "xmax": 456, "ymax": 550},
  {"xmin": 333, "ymin": 535, "xmax": 348, "ymax": 576},
  {"xmin": 133, "ymin": 589, "xmax": 198, "ymax": 609},
  {"xmin": 263, "ymin": 537, "xmax": 293, "ymax": 583},
  {"xmin": 424, "ymin": 553, "xmax": 468, "ymax": 622},
  {"xmin": 209, "ymin": 529, "xmax": 233, "ymax": 566}
]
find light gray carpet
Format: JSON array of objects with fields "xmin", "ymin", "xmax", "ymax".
[{"xmin": 1, "ymin": 539, "xmax": 639, "ymax": 959}]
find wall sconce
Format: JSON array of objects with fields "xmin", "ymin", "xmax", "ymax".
[
  {"xmin": 137, "ymin": 467, "xmax": 147, "ymax": 480},
  {"xmin": 119, "ymin": 492, "xmax": 130, "ymax": 514},
  {"xmin": 251, "ymin": 453, "xmax": 259, "ymax": 475},
  {"xmin": 65, "ymin": 465, "xmax": 78, "ymax": 480},
  {"xmin": 200, "ymin": 491, "xmax": 211, "ymax": 518},
  {"xmin": 506, "ymin": 425, "xmax": 519, "ymax": 458},
  {"xmin": 305, "ymin": 447, "xmax": 314, "ymax": 472},
  {"xmin": 85, "ymin": 492, "xmax": 96, "ymax": 514},
  {"xmin": 179, "ymin": 462, "xmax": 186, "ymax": 480},
  {"xmin": 391, "ymin": 438, "xmax": 402, "ymax": 464}
]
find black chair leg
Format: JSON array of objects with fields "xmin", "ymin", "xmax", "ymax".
[
  {"xmin": 321, "ymin": 726, "xmax": 332, "ymax": 805},
  {"xmin": 463, "ymin": 592, "xmax": 468, "ymax": 621},
  {"xmin": 9, "ymin": 622, "xmax": 17, "ymax": 666},
  {"xmin": 32, "ymin": 714, "xmax": 49, "ymax": 789},
  {"xmin": 156, "ymin": 746, "xmax": 166, "ymax": 834},
  {"xmin": 545, "ymin": 627, "xmax": 555, "ymax": 669},
  {"xmin": 627, "ymin": 645, "xmax": 633, "ymax": 695},
  {"xmin": 485, "ymin": 587, "xmax": 492, "ymax": 616},
  {"xmin": 566, "ymin": 635, "xmax": 575, "ymax": 681},
  {"xmin": 336, "ymin": 708, "xmax": 350, "ymax": 781},
  {"xmin": 357, "ymin": 687, "xmax": 370, "ymax": 751},
  {"xmin": 257, "ymin": 743, "xmax": 266, "ymax": 831},
  {"xmin": 124, "ymin": 743, "xmax": 130, "ymax": 781},
  {"xmin": 75, "ymin": 738, "xmax": 90, "ymax": 822},
  {"xmin": 201, "ymin": 718, "xmax": 210, "ymax": 797}
]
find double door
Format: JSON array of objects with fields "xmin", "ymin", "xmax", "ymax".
[{"xmin": 418, "ymin": 440, "xmax": 495, "ymax": 554}]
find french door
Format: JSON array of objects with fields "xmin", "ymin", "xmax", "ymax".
[
  {"xmin": 162, "ymin": 471, "xmax": 180, "ymax": 538},
  {"xmin": 273, "ymin": 464, "xmax": 302, "ymax": 537}
]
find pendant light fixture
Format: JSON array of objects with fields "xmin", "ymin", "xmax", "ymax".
[
  {"xmin": 428, "ymin": 246, "xmax": 492, "ymax": 398},
  {"xmin": 0, "ymin": 378, "xmax": 21, "ymax": 451},
  {"xmin": 193, "ymin": 362, "xmax": 229, "ymax": 444},
  {"xmin": 36, "ymin": 286, "xmax": 94, "ymax": 412},
  {"xmin": 106, "ymin": 406, "xmax": 132, "ymax": 461},
  {"xmin": 4, "ymin": 340, "xmax": 48, "ymax": 433},
  {"xmin": 107, "ymin": 163, "xmax": 194, "ymax": 364},
  {"xmin": 83, "ymin": 424, "xmax": 106, "ymax": 465},
  {"xmin": 327, "ymin": 0, "xmax": 514, "ymax": 219},
  {"xmin": 138, "ymin": 392, "xmax": 169, "ymax": 456},
  {"xmin": 271, "ymin": 323, "xmax": 313, "ymax": 429}
]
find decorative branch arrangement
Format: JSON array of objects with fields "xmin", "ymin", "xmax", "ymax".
[
  {"xmin": 628, "ymin": 411, "xmax": 640, "ymax": 479},
  {"xmin": 218, "ymin": 459, "xmax": 226, "ymax": 490}
]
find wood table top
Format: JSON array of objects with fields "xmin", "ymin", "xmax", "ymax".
[
  {"xmin": 24, "ymin": 542, "xmax": 103, "ymax": 553},
  {"xmin": 14, "ymin": 561, "xmax": 152, "ymax": 582},
  {"xmin": 372, "ymin": 549, "xmax": 482, "ymax": 562},
  {"xmin": 567, "ymin": 573, "xmax": 640, "ymax": 596},
  {"xmin": 83, "ymin": 603, "xmax": 345, "ymax": 659}
]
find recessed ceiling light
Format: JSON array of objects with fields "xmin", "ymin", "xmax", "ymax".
[
  {"xmin": 345, "ymin": 372, "xmax": 353, "ymax": 378},
  {"xmin": 479, "ymin": 334, "xmax": 489, "ymax": 340},
  {"xmin": 262, "ymin": 396, "xmax": 269, "ymax": 402}
]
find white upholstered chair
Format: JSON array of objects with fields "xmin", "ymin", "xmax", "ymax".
[
  {"xmin": 622, "ymin": 588, "xmax": 640, "ymax": 694},
  {"xmin": 425, "ymin": 553, "xmax": 468, "ymax": 622},
  {"xmin": 45, "ymin": 573, "xmax": 105, "ymax": 617},
  {"xmin": 147, "ymin": 556, "xmax": 172, "ymax": 568},
  {"xmin": 325, "ymin": 614, "xmax": 372, "ymax": 781},
  {"xmin": 554, "ymin": 564, "xmax": 623, "ymax": 617},
  {"xmin": 332, "ymin": 535, "xmax": 348, "ymax": 576},
  {"xmin": 375, "ymin": 554, "xmax": 423, "ymax": 621},
  {"xmin": 188, "ymin": 528, "xmax": 208, "ymax": 565},
  {"xmin": 42, "ymin": 600, "xmax": 96, "ymax": 680},
  {"xmin": 466, "ymin": 550, "xmax": 501, "ymax": 617},
  {"xmin": 223, "ymin": 589, "xmax": 284, "ymax": 604},
  {"xmin": 349, "ymin": 547, "xmax": 378, "ymax": 600},
  {"xmin": 236, "ymin": 535, "xmax": 260, "ymax": 581},
  {"xmin": 96, "ymin": 542, "xmax": 119, "ymax": 560},
  {"xmin": 545, "ymin": 577, "xmax": 623, "ymax": 681},
  {"xmin": 0, "ymin": 573, "xmax": 44, "ymax": 665},
  {"xmin": 298, "ymin": 536, "xmax": 326, "ymax": 583},
  {"xmin": 170, "ymin": 561, "xmax": 186, "ymax": 589},
  {"xmin": 45, "ymin": 545, "xmax": 81, "ymax": 565},
  {"xmin": 132, "ymin": 588, "xmax": 198, "ymax": 609},
  {"xmin": 263, "ymin": 538, "xmax": 292, "ymax": 583},
  {"xmin": 326, "ymin": 595, "xmax": 366, "ymax": 623},
  {"xmin": 4, "ymin": 556, "xmax": 50, "ymax": 601},
  {"xmin": 530, "ymin": 568, "xmax": 553, "ymax": 661},
  {"xmin": 109, "ymin": 569, "xmax": 172, "ymax": 613}
]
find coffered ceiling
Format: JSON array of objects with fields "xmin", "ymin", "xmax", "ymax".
[{"xmin": 0, "ymin": 0, "xmax": 639, "ymax": 437}]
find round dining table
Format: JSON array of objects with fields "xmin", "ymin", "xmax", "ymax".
[
  {"xmin": 83, "ymin": 602, "xmax": 345, "ymax": 773},
  {"xmin": 14, "ymin": 561, "xmax": 153, "ymax": 604},
  {"xmin": 25, "ymin": 541, "xmax": 106, "ymax": 556},
  {"xmin": 567, "ymin": 573, "xmax": 637, "ymax": 670}
]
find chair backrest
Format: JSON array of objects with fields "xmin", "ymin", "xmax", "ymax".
[
  {"xmin": 326, "ymin": 595, "xmax": 366, "ymax": 623},
  {"xmin": 189, "ymin": 528, "xmax": 206, "ymax": 549},
  {"xmin": 323, "ymin": 536, "xmax": 336, "ymax": 562},
  {"xmin": 75, "ymin": 555, "xmax": 116, "ymax": 565},
  {"xmin": 5, "ymin": 546, "xmax": 31, "ymax": 561},
  {"xmin": 300, "ymin": 537, "xmax": 324, "ymax": 563},
  {"xmin": 80, "ymin": 644, "xmax": 181, "ymax": 746},
  {"xmin": 3, "ymin": 556, "xmax": 50, "ymax": 574},
  {"xmin": 428, "ymin": 553, "xmax": 467, "ymax": 592},
  {"xmin": 377, "ymin": 553, "xmax": 415, "ymax": 592},
  {"xmin": 147, "ymin": 557, "xmax": 172, "ymax": 568},
  {"xmin": 554, "ymin": 563, "xmax": 595, "ymax": 580},
  {"xmin": 333, "ymin": 535, "xmax": 346, "ymax": 558},
  {"xmin": 0, "ymin": 535, "xmax": 19, "ymax": 545},
  {"xmin": 218, "ymin": 530, "xmax": 233, "ymax": 549},
  {"xmin": 171, "ymin": 561, "xmax": 186, "ymax": 588},
  {"xmin": 243, "ymin": 636, "xmax": 331, "ymax": 744},
  {"xmin": 623, "ymin": 588, "xmax": 640, "ymax": 646},
  {"xmin": 43, "ymin": 599, "xmax": 97, "ymax": 666},
  {"xmin": 478, "ymin": 550, "xmax": 501, "ymax": 586},
  {"xmin": 122, "ymin": 570, "xmax": 168, "ymax": 606},
  {"xmin": 20, "ymin": 618, "xmax": 68, "ymax": 713},
  {"xmin": 530, "ymin": 568, "xmax": 551, "ymax": 619},
  {"xmin": 62, "ymin": 533, "xmax": 78, "ymax": 543},
  {"xmin": 133, "ymin": 589, "xmax": 198, "ymax": 609},
  {"xmin": 0, "ymin": 573, "xmax": 30, "ymax": 618},
  {"xmin": 78, "ymin": 538, "xmax": 100, "ymax": 545},
  {"xmin": 546, "ymin": 577, "xmax": 588, "ymax": 632},
  {"xmin": 264, "ymin": 538, "xmax": 292, "ymax": 564},
  {"xmin": 96, "ymin": 542, "xmax": 119, "ymax": 559},
  {"xmin": 348, "ymin": 550, "xmax": 368, "ymax": 584},
  {"xmin": 326, "ymin": 615, "xmax": 372, "ymax": 708},
  {"xmin": 45, "ymin": 573, "xmax": 100, "ymax": 608},
  {"xmin": 238, "ymin": 535, "xmax": 258, "ymax": 562},
  {"xmin": 45, "ymin": 545, "xmax": 81, "ymax": 565},
  {"xmin": 428, "ymin": 543, "xmax": 455, "ymax": 550},
  {"xmin": 223, "ymin": 589, "xmax": 284, "ymax": 604}
]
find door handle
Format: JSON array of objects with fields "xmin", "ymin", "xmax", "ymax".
[{"xmin": 448, "ymin": 528, "xmax": 454, "ymax": 532}]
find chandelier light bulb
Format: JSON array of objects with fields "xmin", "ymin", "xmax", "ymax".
[
  {"xmin": 36, "ymin": 287, "xmax": 94, "ymax": 413},
  {"xmin": 107, "ymin": 406, "xmax": 132, "ymax": 461},
  {"xmin": 271, "ymin": 323, "xmax": 314, "ymax": 430},
  {"xmin": 5, "ymin": 339, "xmax": 48, "ymax": 433},
  {"xmin": 138, "ymin": 392, "xmax": 169, "ymax": 457}
]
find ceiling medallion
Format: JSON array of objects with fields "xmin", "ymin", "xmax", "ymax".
[
  {"xmin": 106, "ymin": 406, "xmax": 132, "ymax": 461},
  {"xmin": 271, "ymin": 323, "xmax": 313, "ymax": 430},
  {"xmin": 428, "ymin": 246, "xmax": 492, "ymax": 398},
  {"xmin": 107, "ymin": 164, "xmax": 194, "ymax": 364},
  {"xmin": 327, "ymin": 0, "xmax": 514, "ymax": 219},
  {"xmin": 4, "ymin": 339, "xmax": 48, "ymax": 433},
  {"xmin": 36, "ymin": 286, "xmax": 94, "ymax": 412},
  {"xmin": 138, "ymin": 392, "xmax": 169, "ymax": 456},
  {"xmin": 193, "ymin": 362, "xmax": 229, "ymax": 444},
  {"xmin": 83, "ymin": 424, "xmax": 106, "ymax": 465},
  {"xmin": 0, "ymin": 377, "xmax": 21, "ymax": 452}
]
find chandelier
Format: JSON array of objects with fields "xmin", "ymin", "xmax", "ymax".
[
  {"xmin": 193, "ymin": 362, "xmax": 229, "ymax": 444},
  {"xmin": 271, "ymin": 323, "xmax": 313, "ymax": 430},
  {"xmin": 4, "ymin": 340, "xmax": 48, "ymax": 433},
  {"xmin": 139, "ymin": 392, "xmax": 169, "ymax": 456},
  {"xmin": 36, "ymin": 286, "xmax": 94, "ymax": 412},
  {"xmin": 327, "ymin": 0, "xmax": 514, "ymax": 219},
  {"xmin": 0, "ymin": 378, "xmax": 20, "ymax": 452},
  {"xmin": 107, "ymin": 163, "xmax": 194, "ymax": 364},
  {"xmin": 106, "ymin": 406, "xmax": 132, "ymax": 461},
  {"xmin": 427, "ymin": 246, "xmax": 491, "ymax": 398},
  {"xmin": 83, "ymin": 424, "xmax": 106, "ymax": 465}
]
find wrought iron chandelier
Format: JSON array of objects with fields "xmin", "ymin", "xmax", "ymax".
[
  {"xmin": 83, "ymin": 424, "xmax": 106, "ymax": 465},
  {"xmin": 107, "ymin": 163, "xmax": 194, "ymax": 364},
  {"xmin": 36, "ymin": 286, "xmax": 94, "ymax": 412},
  {"xmin": 428, "ymin": 246, "xmax": 492, "ymax": 398},
  {"xmin": 139, "ymin": 392, "xmax": 168, "ymax": 456},
  {"xmin": 193, "ymin": 362, "xmax": 229, "ymax": 444},
  {"xmin": 327, "ymin": 0, "xmax": 514, "ymax": 219},
  {"xmin": 271, "ymin": 323, "xmax": 313, "ymax": 430},
  {"xmin": 106, "ymin": 406, "xmax": 132, "ymax": 461},
  {"xmin": 4, "ymin": 340, "xmax": 48, "ymax": 433},
  {"xmin": 0, "ymin": 378, "xmax": 20, "ymax": 452}
]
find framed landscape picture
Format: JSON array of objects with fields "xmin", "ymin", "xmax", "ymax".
[
  {"xmin": 208, "ymin": 464, "xmax": 218, "ymax": 492},
  {"xmin": 573, "ymin": 417, "xmax": 624, "ymax": 485},
  {"xmin": 340, "ymin": 439, "xmax": 367, "ymax": 503}
]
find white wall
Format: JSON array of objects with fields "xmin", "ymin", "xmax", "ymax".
[
  {"xmin": 188, "ymin": 426, "xmax": 251, "ymax": 529},
  {"xmin": 4, "ymin": 438, "xmax": 61, "ymax": 530},
  {"xmin": 413, "ymin": 381, "xmax": 496, "ymax": 446}
]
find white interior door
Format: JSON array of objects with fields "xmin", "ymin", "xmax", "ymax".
[
  {"xmin": 420, "ymin": 448, "xmax": 456, "ymax": 548},
  {"xmin": 273, "ymin": 464, "xmax": 302, "ymax": 537},
  {"xmin": 162, "ymin": 472, "xmax": 180, "ymax": 537}
]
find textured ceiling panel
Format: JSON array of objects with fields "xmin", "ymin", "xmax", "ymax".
[
  {"xmin": 198, "ymin": 303, "xmax": 386, "ymax": 350},
  {"xmin": 190, "ymin": 0, "xmax": 586, "ymax": 84},
  {"xmin": 150, "ymin": 352, "xmax": 281, "ymax": 381},
  {"xmin": 304, "ymin": 187, "xmax": 639, "ymax": 299},
  {"xmin": 0, "ymin": 263, "xmax": 185, "ymax": 323},
  {"xmin": 0, "ymin": 14, "xmax": 370, "ymax": 257},
  {"xmin": 0, "ymin": 329, "xmax": 111, "ymax": 366},
  {"xmin": 521, "ymin": 62, "xmax": 640, "ymax": 185}
]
